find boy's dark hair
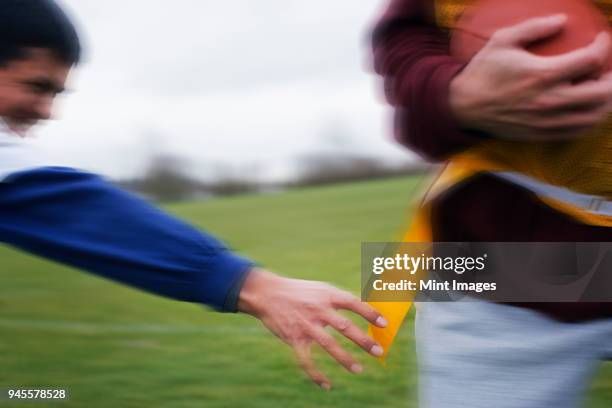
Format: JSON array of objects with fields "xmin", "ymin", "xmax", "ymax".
[{"xmin": 0, "ymin": 0, "xmax": 82, "ymax": 67}]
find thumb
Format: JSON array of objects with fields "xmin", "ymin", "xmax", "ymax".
[{"xmin": 492, "ymin": 14, "xmax": 567, "ymax": 47}]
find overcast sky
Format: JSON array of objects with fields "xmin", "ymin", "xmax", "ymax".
[{"xmin": 32, "ymin": 0, "xmax": 415, "ymax": 181}]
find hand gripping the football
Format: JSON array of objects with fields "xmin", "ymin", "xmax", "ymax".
[{"xmin": 450, "ymin": 15, "xmax": 612, "ymax": 141}]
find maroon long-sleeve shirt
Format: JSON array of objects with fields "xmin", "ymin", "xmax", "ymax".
[{"xmin": 372, "ymin": 0, "xmax": 612, "ymax": 321}]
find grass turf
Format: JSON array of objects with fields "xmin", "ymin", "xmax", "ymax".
[{"xmin": 1, "ymin": 176, "xmax": 611, "ymax": 407}]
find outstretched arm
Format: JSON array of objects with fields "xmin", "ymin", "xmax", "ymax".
[{"xmin": 0, "ymin": 166, "xmax": 386, "ymax": 389}]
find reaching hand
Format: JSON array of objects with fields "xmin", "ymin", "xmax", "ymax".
[{"xmin": 237, "ymin": 268, "xmax": 387, "ymax": 390}]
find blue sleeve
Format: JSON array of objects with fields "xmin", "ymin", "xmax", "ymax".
[{"xmin": 0, "ymin": 167, "xmax": 254, "ymax": 312}]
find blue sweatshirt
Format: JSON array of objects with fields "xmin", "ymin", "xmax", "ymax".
[{"xmin": 0, "ymin": 132, "xmax": 253, "ymax": 312}]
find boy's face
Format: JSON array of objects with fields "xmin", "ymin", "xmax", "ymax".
[{"xmin": 0, "ymin": 48, "xmax": 71, "ymax": 136}]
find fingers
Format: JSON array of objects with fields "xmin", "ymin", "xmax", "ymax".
[
  {"xmin": 528, "ymin": 85, "xmax": 612, "ymax": 130},
  {"xmin": 294, "ymin": 343, "xmax": 331, "ymax": 390},
  {"xmin": 492, "ymin": 15, "xmax": 611, "ymax": 83},
  {"xmin": 308, "ymin": 325, "xmax": 362, "ymax": 374},
  {"xmin": 541, "ymin": 32, "xmax": 612, "ymax": 82},
  {"xmin": 543, "ymin": 73, "xmax": 612, "ymax": 110},
  {"xmin": 537, "ymin": 107, "xmax": 611, "ymax": 131},
  {"xmin": 331, "ymin": 291, "xmax": 388, "ymax": 328},
  {"xmin": 324, "ymin": 313, "xmax": 384, "ymax": 357},
  {"xmin": 525, "ymin": 126, "xmax": 593, "ymax": 141},
  {"xmin": 515, "ymin": 102, "xmax": 611, "ymax": 140},
  {"xmin": 492, "ymin": 14, "xmax": 566, "ymax": 46}
]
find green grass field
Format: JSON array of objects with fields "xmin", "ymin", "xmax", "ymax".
[{"xmin": 2, "ymin": 176, "xmax": 612, "ymax": 407}]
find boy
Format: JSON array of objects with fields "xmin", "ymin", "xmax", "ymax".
[{"xmin": 0, "ymin": 0, "xmax": 387, "ymax": 390}]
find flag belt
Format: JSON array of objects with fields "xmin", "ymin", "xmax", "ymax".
[{"xmin": 495, "ymin": 172, "xmax": 612, "ymax": 217}]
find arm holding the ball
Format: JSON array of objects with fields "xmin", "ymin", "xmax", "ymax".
[
  {"xmin": 372, "ymin": 0, "xmax": 612, "ymax": 160},
  {"xmin": 372, "ymin": 0, "xmax": 475, "ymax": 160}
]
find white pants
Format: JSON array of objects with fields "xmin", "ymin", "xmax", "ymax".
[{"xmin": 415, "ymin": 301, "xmax": 612, "ymax": 408}]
